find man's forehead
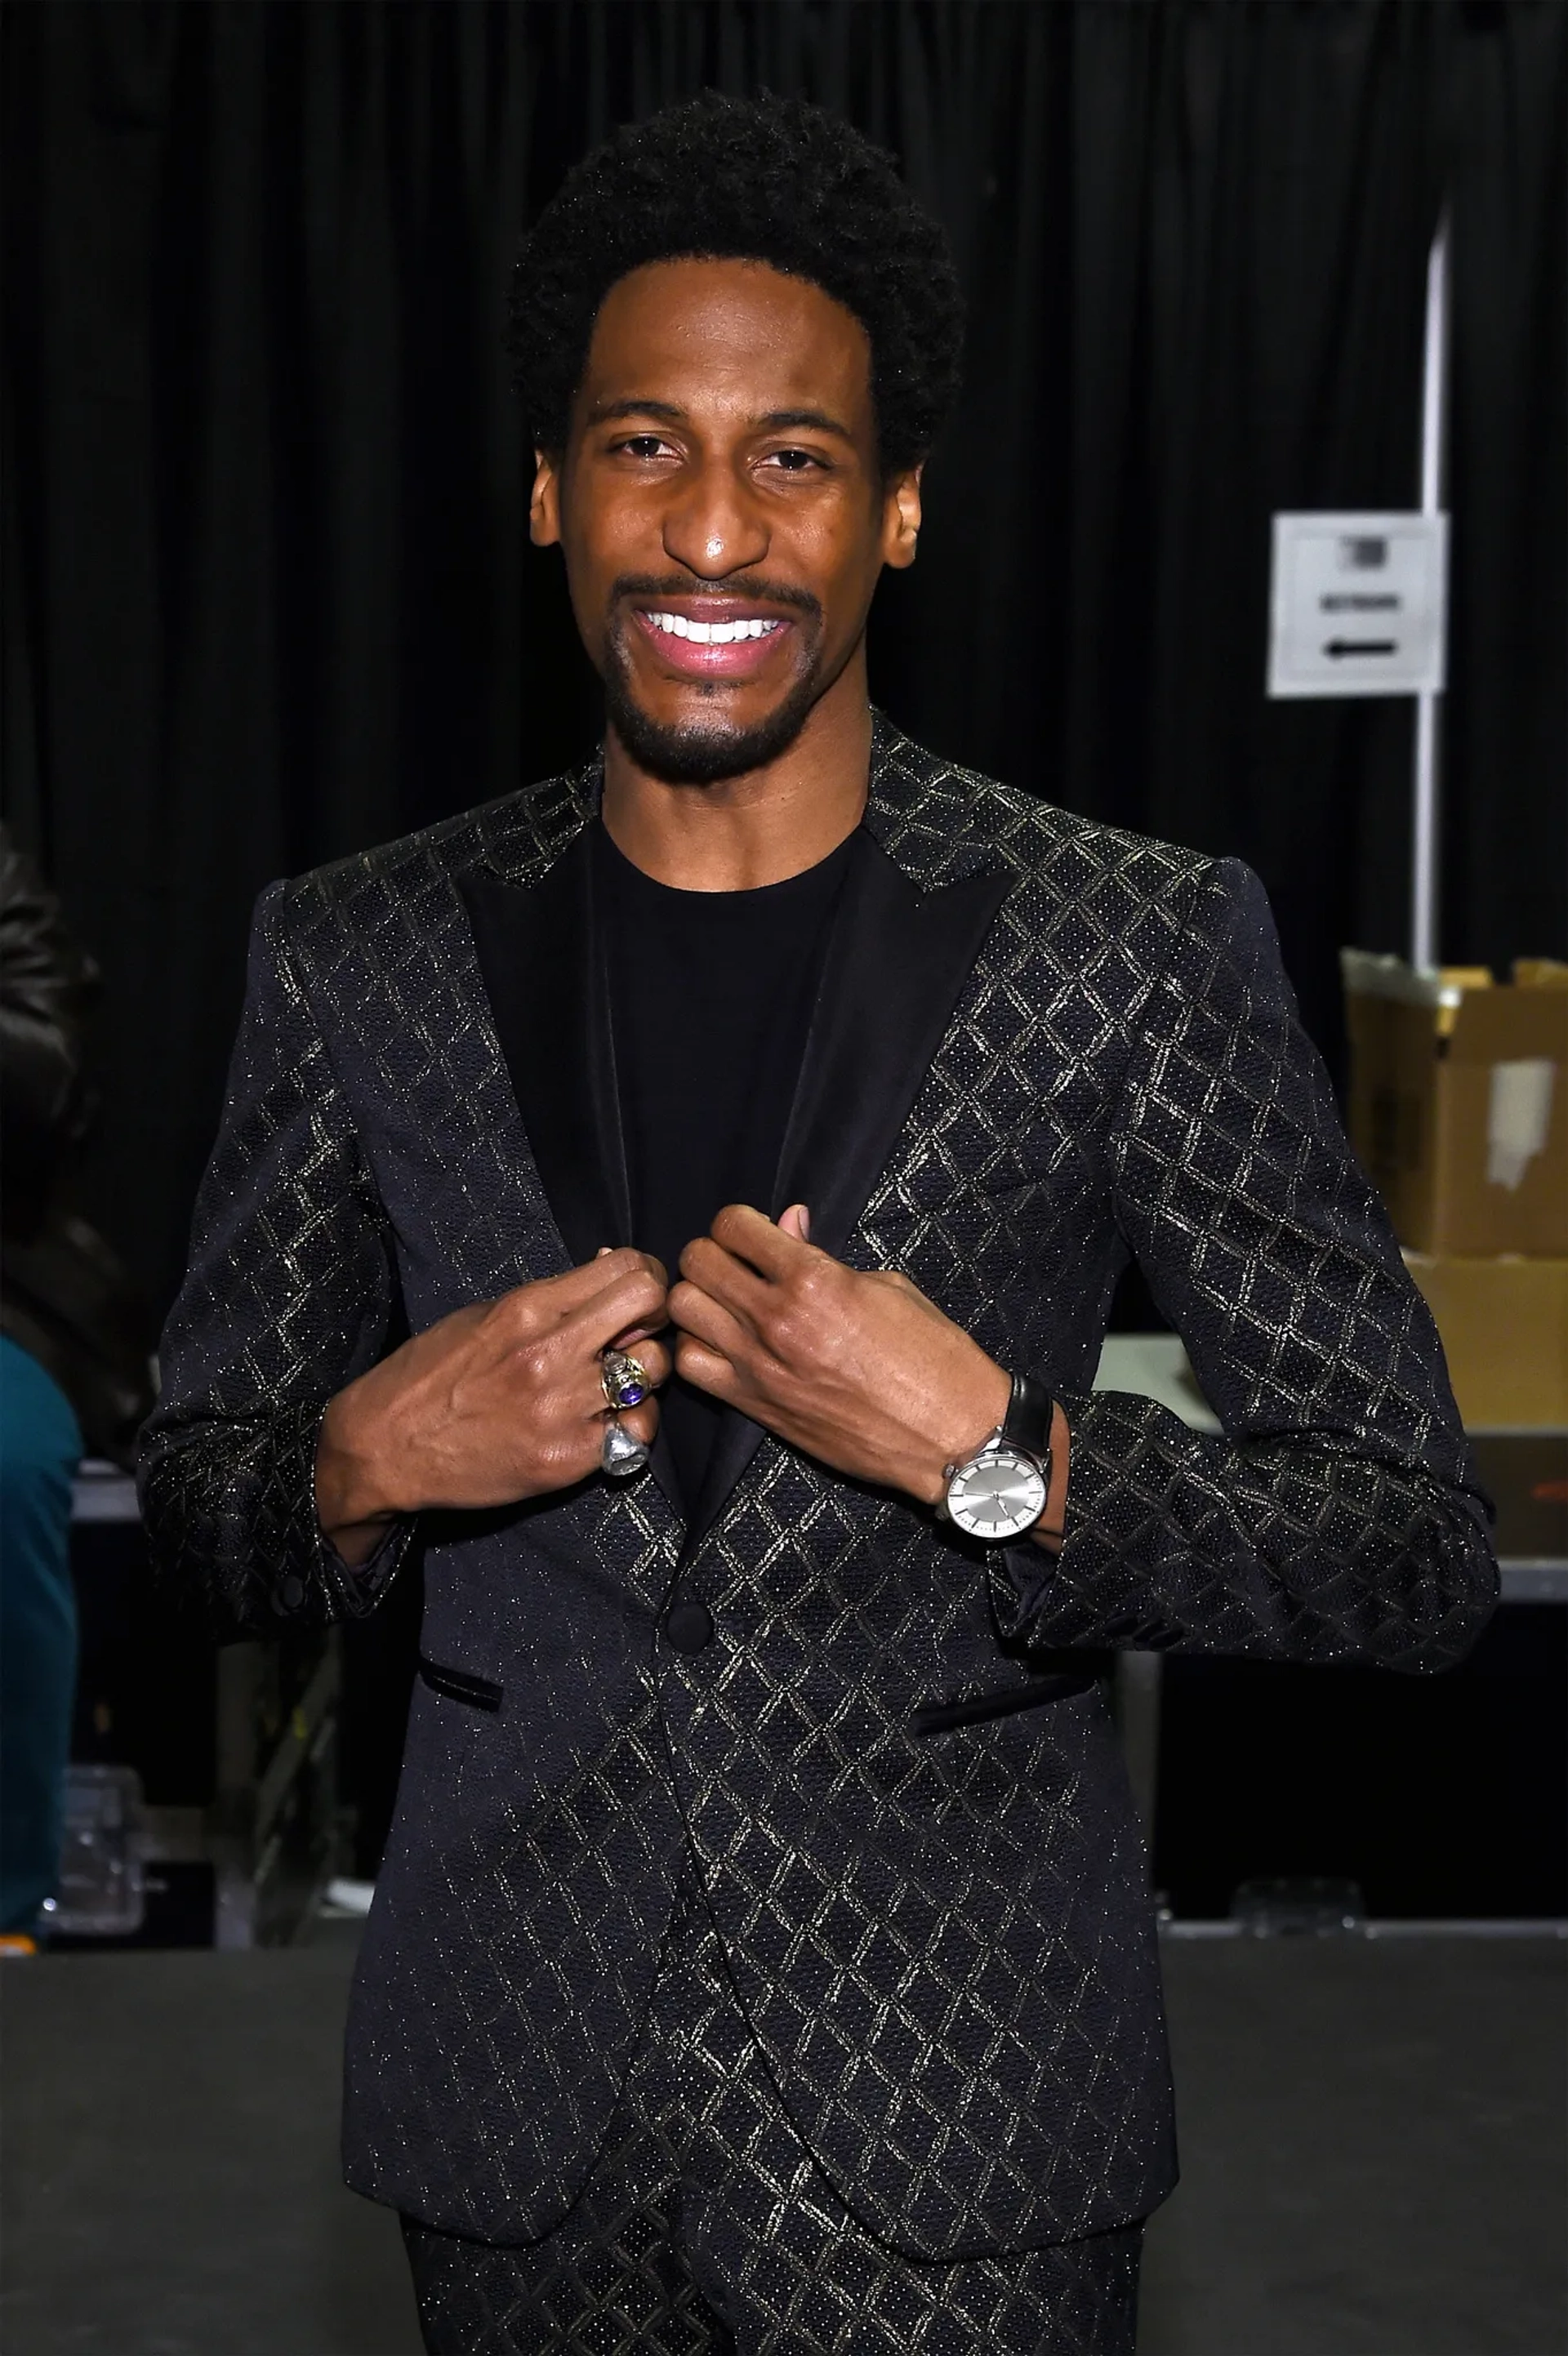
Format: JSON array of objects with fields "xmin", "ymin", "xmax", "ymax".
[{"xmin": 579, "ymin": 256, "xmax": 874, "ymax": 423}]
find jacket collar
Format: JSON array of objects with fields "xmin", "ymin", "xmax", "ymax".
[{"xmin": 470, "ymin": 712, "xmax": 1013, "ymax": 897}]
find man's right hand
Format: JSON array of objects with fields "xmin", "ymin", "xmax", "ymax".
[{"xmin": 314, "ymin": 1249, "xmax": 670, "ymax": 1565}]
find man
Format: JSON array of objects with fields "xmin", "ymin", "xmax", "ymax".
[{"xmin": 141, "ymin": 92, "xmax": 1495, "ymax": 2356}]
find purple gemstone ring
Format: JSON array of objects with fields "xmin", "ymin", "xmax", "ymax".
[{"xmin": 600, "ymin": 1347, "xmax": 650, "ymax": 1412}]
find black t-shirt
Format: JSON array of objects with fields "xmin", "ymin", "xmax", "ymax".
[{"xmin": 595, "ymin": 822, "xmax": 855, "ymax": 1513}]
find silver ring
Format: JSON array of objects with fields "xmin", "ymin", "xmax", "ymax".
[
  {"xmin": 600, "ymin": 1416, "xmax": 650, "ymax": 1479},
  {"xmin": 600, "ymin": 1348, "xmax": 650, "ymax": 1411}
]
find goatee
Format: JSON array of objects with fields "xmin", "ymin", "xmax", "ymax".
[
  {"xmin": 599, "ymin": 571, "xmax": 826, "ymax": 786},
  {"xmin": 601, "ymin": 665, "xmax": 822, "ymax": 786}
]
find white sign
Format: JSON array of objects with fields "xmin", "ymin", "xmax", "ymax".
[{"xmin": 1267, "ymin": 512, "xmax": 1449, "ymax": 698}]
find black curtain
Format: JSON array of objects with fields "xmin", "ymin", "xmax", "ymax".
[{"xmin": 4, "ymin": 0, "xmax": 1564, "ymax": 1321}]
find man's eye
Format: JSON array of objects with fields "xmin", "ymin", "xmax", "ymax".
[
  {"xmin": 764, "ymin": 448, "xmax": 823, "ymax": 473},
  {"xmin": 618, "ymin": 435, "xmax": 674, "ymax": 460}
]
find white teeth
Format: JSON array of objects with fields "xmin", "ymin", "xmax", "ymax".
[{"xmin": 645, "ymin": 612, "xmax": 779, "ymax": 644}]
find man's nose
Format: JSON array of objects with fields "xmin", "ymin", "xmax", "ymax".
[{"xmin": 661, "ymin": 460, "xmax": 768, "ymax": 580}]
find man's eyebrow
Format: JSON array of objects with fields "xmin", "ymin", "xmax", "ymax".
[
  {"xmin": 584, "ymin": 397, "xmax": 857, "ymax": 444},
  {"xmin": 585, "ymin": 397, "xmax": 688, "ymax": 427},
  {"xmin": 758, "ymin": 408, "xmax": 856, "ymax": 444}
]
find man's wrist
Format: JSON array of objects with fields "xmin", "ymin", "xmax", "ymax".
[
  {"xmin": 315, "ymin": 1382, "xmax": 406, "ymax": 1550},
  {"xmin": 912, "ymin": 1357, "xmax": 1013, "ymax": 1508}
]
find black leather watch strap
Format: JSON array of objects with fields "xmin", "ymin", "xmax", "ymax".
[{"xmin": 1003, "ymin": 1372, "xmax": 1054, "ymax": 1462}]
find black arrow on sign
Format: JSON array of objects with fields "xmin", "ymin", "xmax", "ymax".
[{"xmin": 1324, "ymin": 639, "xmax": 1398, "ymax": 658}]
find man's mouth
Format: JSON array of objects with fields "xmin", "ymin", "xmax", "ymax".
[
  {"xmin": 627, "ymin": 598, "xmax": 802, "ymax": 681},
  {"xmin": 641, "ymin": 610, "xmax": 786, "ymax": 645}
]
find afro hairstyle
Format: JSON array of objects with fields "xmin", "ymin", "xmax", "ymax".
[{"xmin": 508, "ymin": 90, "xmax": 964, "ymax": 476}]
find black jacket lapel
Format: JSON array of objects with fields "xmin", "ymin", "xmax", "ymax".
[
  {"xmin": 458, "ymin": 846, "xmax": 686, "ymax": 1518},
  {"xmin": 459, "ymin": 835, "xmax": 630, "ymax": 1266},
  {"xmin": 774, "ymin": 831, "xmax": 1013, "ymax": 1260},
  {"xmin": 686, "ymin": 830, "xmax": 1013, "ymax": 1552}
]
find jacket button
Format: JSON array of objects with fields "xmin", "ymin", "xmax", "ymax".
[
  {"xmin": 277, "ymin": 1574, "xmax": 305, "ymax": 1611},
  {"xmin": 662, "ymin": 1599, "xmax": 714, "ymax": 1654}
]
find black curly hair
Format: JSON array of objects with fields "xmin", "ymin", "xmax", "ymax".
[{"xmin": 508, "ymin": 91, "xmax": 964, "ymax": 475}]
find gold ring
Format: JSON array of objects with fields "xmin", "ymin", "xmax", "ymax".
[{"xmin": 600, "ymin": 1348, "xmax": 650, "ymax": 1411}]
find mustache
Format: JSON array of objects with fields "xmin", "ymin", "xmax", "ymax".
[{"xmin": 608, "ymin": 572, "xmax": 822, "ymax": 625}]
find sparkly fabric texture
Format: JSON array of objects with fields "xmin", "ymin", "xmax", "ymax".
[
  {"xmin": 139, "ymin": 716, "xmax": 1496, "ymax": 2257},
  {"xmin": 400, "ymin": 1879, "xmax": 1143, "ymax": 2356}
]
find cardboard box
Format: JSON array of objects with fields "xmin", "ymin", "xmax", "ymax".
[
  {"xmin": 1343, "ymin": 952, "xmax": 1568, "ymax": 1255},
  {"xmin": 1405, "ymin": 1252, "xmax": 1568, "ymax": 1429}
]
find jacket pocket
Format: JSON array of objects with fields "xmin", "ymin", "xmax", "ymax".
[
  {"xmin": 911, "ymin": 1671, "xmax": 1096, "ymax": 1737},
  {"xmin": 418, "ymin": 1657, "xmax": 503, "ymax": 1713}
]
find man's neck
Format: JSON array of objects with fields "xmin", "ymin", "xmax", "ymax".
[{"xmin": 599, "ymin": 669, "xmax": 872, "ymax": 892}]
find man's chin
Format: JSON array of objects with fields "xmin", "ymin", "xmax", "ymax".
[{"xmin": 603, "ymin": 675, "xmax": 818, "ymax": 787}]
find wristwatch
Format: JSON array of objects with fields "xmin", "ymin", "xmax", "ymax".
[{"xmin": 938, "ymin": 1374, "xmax": 1054, "ymax": 1543}]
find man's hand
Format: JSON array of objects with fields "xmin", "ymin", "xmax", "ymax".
[
  {"xmin": 315, "ymin": 1249, "xmax": 670, "ymax": 1565},
  {"xmin": 668, "ymin": 1204, "xmax": 1014, "ymax": 1509}
]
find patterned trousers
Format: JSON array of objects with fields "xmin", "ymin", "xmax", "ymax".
[{"xmin": 402, "ymin": 1879, "xmax": 1143, "ymax": 2356}]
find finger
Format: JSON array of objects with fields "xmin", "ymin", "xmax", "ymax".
[
  {"xmin": 603, "ymin": 1335, "xmax": 673, "ymax": 1392},
  {"xmin": 496, "ymin": 1258, "xmax": 666, "ymax": 1369},
  {"xmin": 666, "ymin": 1279, "xmax": 752, "ymax": 1361},
  {"xmin": 577, "ymin": 1258, "xmax": 670, "ymax": 1346},
  {"xmin": 706, "ymin": 1203, "xmax": 805, "ymax": 1280},
  {"xmin": 613, "ymin": 1396, "xmax": 661, "ymax": 1447},
  {"xmin": 541, "ymin": 1337, "xmax": 670, "ymax": 1430},
  {"xmin": 677, "ymin": 1234, "xmax": 768, "ymax": 1323},
  {"xmin": 506, "ymin": 1248, "xmax": 666, "ymax": 1326},
  {"xmin": 609, "ymin": 1321, "xmax": 668, "ymax": 1349},
  {"xmin": 569, "ymin": 1245, "xmax": 667, "ymax": 1293},
  {"xmin": 605, "ymin": 1245, "xmax": 669, "ymax": 1291},
  {"xmin": 673, "ymin": 1334, "xmax": 738, "ymax": 1401},
  {"xmin": 778, "ymin": 1202, "xmax": 811, "ymax": 1243}
]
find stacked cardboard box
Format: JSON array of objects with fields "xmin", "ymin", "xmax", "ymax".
[{"xmin": 1342, "ymin": 951, "xmax": 1568, "ymax": 1427}]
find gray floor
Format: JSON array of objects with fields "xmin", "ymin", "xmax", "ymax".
[
  {"xmin": 1144, "ymin": 1938, "xmax": 1566, "ymax": 2356},
  {"xmin": 2, "ymin": 1930, "xmax": 1564, "ymax": 2355}
]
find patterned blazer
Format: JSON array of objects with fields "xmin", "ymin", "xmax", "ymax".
[{"xmin": 140, "ymin": 717, "xmax": 1495, "ymax": 2260}]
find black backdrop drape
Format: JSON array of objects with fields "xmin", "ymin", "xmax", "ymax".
[{"xmin": 4, "ymin": 0, "xmax": 1565, "ymax": 1320}]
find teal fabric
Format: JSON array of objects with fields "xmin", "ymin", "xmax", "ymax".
[{"xmin": 0, "ymin": 1335, "xmax": 82, "ymax": 1932}]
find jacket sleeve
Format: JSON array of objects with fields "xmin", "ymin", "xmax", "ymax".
[
  {"xmin": 138, "ymin": 884, "xmax": 412, "ymax": 1639},
  {"xmin": 992, "ymin": 857, "xmax": 1497, "ymax": 1672}
]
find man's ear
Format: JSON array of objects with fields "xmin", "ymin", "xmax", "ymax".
[
  {"xmin": 881, "ymin": 464, "xmax": 924, "ymax": 572},
  {"xmin": 530, "ymin": 449, "xmax": 564, "ymax": 547}
]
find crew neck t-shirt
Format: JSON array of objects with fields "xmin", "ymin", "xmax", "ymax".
[{"xmin": 595, "ymin": 822, "xmax": 856, "ymax": 1514}]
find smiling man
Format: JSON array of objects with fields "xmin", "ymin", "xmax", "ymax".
[{"xmin": 140, "ymin": 93, "xmax": 1495, "ymax": 2356}]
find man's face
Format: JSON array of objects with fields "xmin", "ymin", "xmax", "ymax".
[{"xmin": 531, "ymin": 257, "xmax": 921, "ymax": 783}]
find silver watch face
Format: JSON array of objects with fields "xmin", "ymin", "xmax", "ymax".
[{"xmin": 944, "ymin": 1443, "xmax": 1049, "ymax": 1542}]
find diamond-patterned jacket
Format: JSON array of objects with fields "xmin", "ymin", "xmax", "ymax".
[{"xmin": 140, "ymin": 719, "xmax": 1495, "ymax": 2259}]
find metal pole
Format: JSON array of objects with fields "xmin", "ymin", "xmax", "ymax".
[{"xmin": 1411, "ymin": 212, "xmax": 1450, "ymax": 972}]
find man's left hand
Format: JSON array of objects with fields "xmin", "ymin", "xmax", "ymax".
[{"xmin": 668, "ymin": 1202, "xmax": 1012, "ymax": 1508}]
